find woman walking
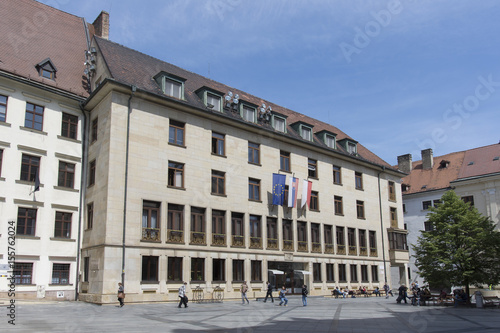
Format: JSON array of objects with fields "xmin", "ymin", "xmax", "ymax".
[{"xmin": 117, "ymin": 282, "xmax": 125, "ymax": 307}]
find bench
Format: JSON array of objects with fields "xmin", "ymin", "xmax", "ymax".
[{"xmin": 483, "ymin": 296, "xmax": 500, "ymax": 307}]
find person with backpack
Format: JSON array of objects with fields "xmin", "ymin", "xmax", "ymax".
[
  {"xmin": 178, "ymin": 282, "xmax": 188, "ymax": 308},
  {"xmin": 302, "ymin": 284, "xmax": 308, "ymax": 306},
  {"xmin": 263, "ymin": 281, "xmax": 274, "ymax": 303}
]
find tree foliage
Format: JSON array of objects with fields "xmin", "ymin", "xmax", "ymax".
[{"xmin": 413, "ymin": 190, "xmax": 500, "ymax": 295}]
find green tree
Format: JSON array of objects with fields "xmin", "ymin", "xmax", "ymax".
[{"xmin": 413, "ymin": 190, "xmax": 500, "ymax": 300}]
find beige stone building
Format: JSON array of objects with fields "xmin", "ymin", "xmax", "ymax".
[{"xmin": 79, "ymin": 33, "xmax": 409, "ymax": 304}]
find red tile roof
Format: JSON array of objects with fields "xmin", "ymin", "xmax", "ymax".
[
  {"xmin": 0, "ymin": 0, "xmax": 93, "ymax": 97},
  {"xmin": 457, "ymin": 144, "xmax": 500, "ymax": 180},
  {"xmin": 93, "ymin": 37, "xmax": 392, "ymax": 170}
]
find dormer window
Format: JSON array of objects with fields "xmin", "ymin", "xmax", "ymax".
[
  {"xmin": 338, "ymin": 138, "xmax": 358, "ymax": 156},
  {"xmin": 272, "ymin": 114, "xmax": 287, "ymax": 133},
  {"xmin": 291, "ymin": 121, "xmax": 314, "ymax": 141},
  {"xmin": 207, "ymin": 93, "xmax": 221, "ymax": 111},
  {"xmin": 347, "ymin": 142, "xmax": 357, "ymax": 154},
  {"xmin": 154, "ymin": 72, "xmax": 185, "ymax": 99},
  {"xmin": 316, "ymin": 130, "xmax": 337, "ymax": 149},
  {"xmin": 36, "ymin": 58, "xmax": 57, "ymax": 80},
  {"xmin": 439, "ymin": 160, "xmax": 450, "ymax": 168},
  {"xmin": 195, "ymin": 87, "xmax": 224, "ymax": 112},
  {"xmin": 402, "ymin": 184, "xmax": 410, "ymax": 192},
  {"xmin": 241, "ymin": 104, "xmax": 256, "ymax": 123}
]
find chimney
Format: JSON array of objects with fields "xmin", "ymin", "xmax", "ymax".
[
  {"xmin": 397, "ymin": 154, "xmax": 412, "ymax": 174},
  {"xmin": 421, "ymin": 148, "xmax": 434, "ymax": 170},
  {"xmin": 93, "ymin": 11, "xmax": 109, "ymax": 39}
]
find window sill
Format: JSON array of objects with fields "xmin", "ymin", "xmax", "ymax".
[
  {"xmin": 16, "ymin": 235, "xmax": 40, "ymax": 240},
  {"xmin": 248, "ymin": 162, "xmax": 261, "ymax": 166},
  {"xmin": 355, "ymin": 188, "xmax": 364, "ymax": 191},
  {"xmin": 211, "ymin": 153, "xmax": 227, "ymax": 158},
  {"xmin": 310, "ymin": 209, "xmax": 320, "ymax": 212},
  {"xmin": 140, "ymin": 239, "xmax": 162, "ymax": 243},
  {"xmin": 250, "ymin": 280, "xmax": 263, "ymax": 284},
  {"xmin": 57, "ymin": 135, "xmax": 81, "ymax": 144},
  {"xmin": 279, "ymin": 169, "xmax": 292, "ymax": 174},
  {"xmin": 248, "ymin": 199, "xmax": 262, "ymax": 203},
  {"xmin": 15, "ymin": 180, "xmax": 44, "ymax": 188},
  {"xmin": 54, "ymin": 186, "xmax": 79, "ymax": 193},
  {"xmin": 140, "ymin": 281, "xmax": 160, "ymax": 285},
  {"xmin": 357, "ymin": 217, "xmax": 366, "ymax": 220},
  {"xmin": 211, "ymin": 193, "xmax": 227, "ymax": 197},
  {"xmin": 50, "ymin": 237, "xmax": 75, "ymax": 242},
  {"xmin": 168, "ymin": 142, "xmax": 186, "ymax": 149},
  {"xmin": 190, "ymin": 280, "xmax": 206, "ymax": 284},
  {"xmin": 335, "ymin": 213, "xmax": 344, "ymax": 216},
  {"xmin": 0, "ymin": 121, "xmax": 12, "ymax": 127},
  {"xmin": 48, "ymin": 284, "xmax": 73, "ymax": 286},
  {"xmin": 167, "ymin": 185, "xmax": 186, "ymax": 190},
  {"xmin": 308, "ymin": 176, "xmax": 319, "ymax": 180},
  {"xmin": 333, "ymin": 182, "xmax": 343, "ymax": 186},
  {"xmin": 20, "ymin": 126, "xmax": 48, "ymax": 135}
]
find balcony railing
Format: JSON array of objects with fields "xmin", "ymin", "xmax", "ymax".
[
  {"xmin": 298, "ymin": 241, "xmax": 308, "ymax": 252},
  {"xmin": 142, "ymin": 227, "xmax": 160, "ymax": 242},
  {"xmin": 190, "ymin": 231, "xmax": 206, "ymax": 245},
  {"xmin": 337, "ymin": 244, "xmax": 346, "ymax": 255},
  {"xmin": 325, "ymin": 244, "xmax": 334, "ymax": 254},
  {"xmin": 312, "ymin": 242, "xmax": 322, "ymax": 253},
  {"xmin": 250, "ymin": 237, "xmax": 262, "ymax": 249},
  {"xmin": 167, "ymin": 229, "xmax": 184, "ymax": 243},
  {"xmin": 283, "ymin": 239, "xmax": 293, "ymax": 251},
  {"xmin": 370, "ymin": 247, "xmax": 377, "ymax": 257},
  {"xmin": 232, "ymin": 235, "xmax": 245, "ymax": 247},
  {"xmin": 348, "ymin": 245, "xmax": 357, "ymax": 255},
  {"xmin": 267, "ymin": 238, "xmax": 278, "ymax": 250},
  {"xmin": 359, "ymin": 246, "xmax": 368, "ymax": 256},
  {"xmin": 212, "ymin": 233, "xmax": 226, "ymax": 246}
]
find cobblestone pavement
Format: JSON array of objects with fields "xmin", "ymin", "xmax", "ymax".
[{"xmin": 1, "ymin": 296, "xmax": 499, "ymax": 332}]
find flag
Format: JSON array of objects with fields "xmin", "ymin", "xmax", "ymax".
[
  {"xmin": 33, "ymin": 172, "xmax": 40, "ymax": 192},
  {"xmin": 301, "ymin": 179, "xmax": 312, "ymax": 209},
  {"xmin": 272, "ymin": 173, "xmax": 286, "ymax": 205},
  {"xmin": 287, "ymin": 176, "xmax": 298, "ymax": 208}
]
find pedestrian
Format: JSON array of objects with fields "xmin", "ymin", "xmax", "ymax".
[
  {"xmin": 397, "ymin": 285, "xmax": 408, "ymax": 304},
  {"xmin": 117, "ymin": 282, "xmax": 125, "ymax": 307},
  {"xmin": 178, "ymin": 282, "xmax": 188, "ymax": 308},
  {"xmin": 241, "ymin": 281, "xmax": 250, "ymax": 304},
  {"xmin": 264, "ymin": 281, "xmax": 274, "ymax": 303},
  {"xmin": 383, "ymin": 283, "xmax": 393, "ymax": 298},
  {"xmin": 302, "ymin": 284, "xmax": 308, "ymax": 306},
  {"xmin": 279, "ymin": 286, "xmax": 288, "ymax": 306}
]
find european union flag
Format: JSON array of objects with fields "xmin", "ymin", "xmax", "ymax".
[{"xmin": 272, "ymin": 173, "xmax": 286, "ymax": 205}]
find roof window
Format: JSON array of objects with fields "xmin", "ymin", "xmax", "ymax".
[
  {"xmin": 36, "ymin": 58, "xmax": 57, "ymax": 79},
  {"xmin": 154, "ymin": 72, "xmax": 186, "ymax": 99},
  {"xmin": 467, "ymin": 161, "xmax": 474, "ymax": 166}
]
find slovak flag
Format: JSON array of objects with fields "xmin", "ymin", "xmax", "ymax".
[
  {"xmin": 287, "ymin": 176, "xmax": 299, "ymax": 208},
  {"xmin": 302, "ymin": 179, "xmax": 312, "ymax": 209}
]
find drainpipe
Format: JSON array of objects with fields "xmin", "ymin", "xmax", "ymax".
[
  {"xmin": 122, "ymin": 85, "xmax": 136, "ymax": 285},
  {"xmin": 377, "ymin": 166, "xmax": 388, "ymax": 285}
]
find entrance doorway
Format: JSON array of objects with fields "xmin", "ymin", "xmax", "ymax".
[{"xmin": 268, "ymin": 262, "xmax": 310, "ymax": 294}]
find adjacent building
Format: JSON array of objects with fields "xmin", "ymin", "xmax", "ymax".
[{"xmin": 398, "ymin": 144, "xmax": 500, "ymax": 287}]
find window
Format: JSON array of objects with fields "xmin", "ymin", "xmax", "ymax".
[
  {"xmin": 169, "ymin": 120, "xmax": 185, "ymax": 146},
  {"xmin": 213, "ymin": 259, "xmax": 225, "ymax": 282},
  {"xmin": 251, "ymin": 260, "xmax": 262, "ymax": 282},
  {"xmin": 334, "ymin": 196, "xmax": 343, "ymax": 215},
  {"xmin": 248, "ymin": 142, "xmax": 260, "ymax": 164},
  {"xmin": 211, "ymin": 170, "xmax": 225, "ymax": 195},
  {"xmin": 273, "ymin": 115, "xmax": 286, "ymax": 132},
  {"xmin": 388, "ymin": 181, "xmax": 396, "ymax": 201},
  {"xmin": 58, "ymin": 161, "xmax": 75, "ymax": 188},
  {"xmin": 283, "ymin": 219, "xmax": 293, "ymax": 250},
  {"xmin": 347, "ymin": 142, "xmax": 357, "ymax": 155},
  {"xmin": 168, "ymin": 162, "xmax": 184, "ymax": 188},
  {"xmin": 348, "ymin": 228, "xmax": 356, "ymax": 255},
  {"xmin": 17, "ymin": 207, "xmax": 36, "ymax": 236},
  {"xmin": 313, "ymin": 263, "xmax": 321, "ymax": 282},
  {"xmin": 360, "ymin": 265, "xmax": 368, "ymax": 282},
  {"xmin": 0, "ymin": 149, "xmax": 3, "ymax": 177},
  {"xmin": 233, "ymin": 259, "xmax": 244, "ymax": 282},
  {"xmin": 231, "ymin": 213, "xmax": 244, "ymax": 247},
  {"xmin": 280, "ymin": 151, "xmax": 290, "ymax": 172},
  {"xmin": 359, "ymin": 229, "xmax": 367, "ymax": 255},
  {"xmin": 88, "ymin": 159, "xmax": 96, "ymax": 187},
  {"xmin": 190, "ymin": 207, "xmax": 206, "ymax": 245},
  {"xmin": 165, "ymin": 78, "xmax": 183, "ymax": 98},
  {"xmin": 13, "ymin": 263, "xmax": 33, "ymax": 284},
  {"xmin": 54, "ymin": 211, "xmax": 72, "ymax": 238},
  {"xmin": 308, "ymin": 158, "xmax": 317, "ymax": 178},
  {"xmin": 371, "ymin": 265, "xmax": 379, "ymax": 282},
  {"xmin": 36, "ymin": 59, "xmax": 56, "ymax": 79},
  {"xmin": 338, "ymin": 264, "xmax": 346, "ymax": 282},
  {"xmin": 423, "ymin": 221, "xmax": 434, "ymax": 232},
  {"xmin": 388, "ymin": 231, "xmax": 408, "ymax": 250},
  {"xmin": 142, "ymin": 256, "xmax": 159, "ymax": 282},
  {"xmin": 211, "ymin": 132, "xmax": 225, "ymax": 156},
  {"xmin": 297, "ymin": 221, "xmax": 307, "ymax": 251},
  {"xmin": 51, "ymin": 263, "xmax": 70, "ymax": 284},
  {"xmin": 25, "ymin": 102, "xmax": 44, "ymax": 131},
  {"xmin": 91, "ymin": 118, "xmax": 98, "ymax": 143},
  {"xmin": 267, "ymin": 217, "xmax": 278, "ymax": 249},
  {"xmin": 20, "ymin": 154, "xmax": 40, "ymax": 182},
  {"xmin": 355, "ymin": 172, "xmax": 363, "ymax": 190},
  {"xmin": 212, "ymin": 210, "xmax": 226, "ymax": 245},
  {"xmin": 336, "ymin": 226, "xmax": 345, "ymax": 253},
  {"xmin": 0, "ymin": 94, "xmax": 7, "ymax": 122},
  {"xmin": 61, "ymin": 113, "xmax": 78, "ymax": 139},
  {"xmin": 324, "ymin": 225, "xmax": 333, "ymax": 245},
  {"xmin": 301, "ymin": 126, "xmax": 312, "ymax": 141},
  {"xmin": 350, "ymin": 264, "xmax": 358, "ymax": 282},
  {"xmin": 248, "ymin": 178, "xmax": 260, "ymax": 201},
  {"xmin": 422, "ymin": 200, "xmax": 432, "ymax": 210},
  {"xmin": 168, "ymin": 257, "xmax": 183, "ymax": 282},
  {"xmin": 326, "ymin": 264, "xmax": 334, "ymax": 282},
  {"xmin": 83, "ymin": 257, "xmax": 89, "ymax": 282},
  {"xmin": 390, "ymin": 207, "xmax": 398, "ymax": 228},
  {"xmin": 332, "ymin": 165, "xmax": 342, "ymax": 185},
  {"xmin": 87, "ymin": 203, "xmax": 93, "ymax": 229},
  {"xmin": 462, "ymin": 195, "xmax": 474, "ymax": 207},
  {"xmin": 142, "ymin": 201, "xmax": 160, "ymax": 241},
  {"xmin": 433, "ymin": 199, "xmax": 441, "ymax": 207},
  {"xmin": 191, "ymin": 258, "xmax": 205, "ymax": 282},
  {"xmin": 356, "ymin": 200, "xmax": 365, "ymax": 219},
  {"xmin": 249, "ymin": 215, "xmax": 262, "ymax": 248},
  {"xmin": 325, "ymin": 134, "xmax": 336, "ymax": 148},
  {"xmin": 207, "ymin": 93, "xmax": 221, "ymax": 111},
  {"xmin": 311, "ymin": 223, "xmax": 320, "ymax": 252},
  {"xmin": 369, "ymin": 231, "xmax": 377, "ymax": 255},
  {"xmin": 242, "ymin": 105, "xmax": 256, "ymax": 123},
  {"xmin": 168, "ymin": 204, "xmax": 184, "ymax": 243}
]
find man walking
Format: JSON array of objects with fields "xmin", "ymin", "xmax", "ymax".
[
  {"xmin": 241, "ymin": 281, "xmax": 250, "ymax": 304},
  {"xmin": 178, "ymin": 282, "xmax": 188, "ymax": 308},
  {"xmin": 264, "ymin": 281, "xmax": 274, "ymax": 303},
  {"xmin": 302, "ymin": 284, "xmax": 308, "ymax": 306}
]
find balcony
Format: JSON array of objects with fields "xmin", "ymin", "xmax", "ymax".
[
  {"xmin": 267, "ymin": 238, "xmax": 278, "ymax": 250},
  {"xmin": 250, "ymin": 237, "xmax": 262, "ymax": 249},
  {"xmin": 232, "ymin": 235, "xmax": 245, "ymax": 247},
  {"xmin": 190, "ymin": 231, "xmax": 206, "ymax": 245},
  {"xmin": 212, "ymin": 233, "xmax": 226, "ymax": 246},
  {"xmin": 324, "ymin": 244, "xmax": 334, "ymax": 254},
  {"xmin": 298, "ymin": 241, "xmax": 308, "ymax": 252},
  {"xmin": 142, "ymin": 227, "xmax": 160, "ymax": 242},
  {"xmin": 312, "ymin": 242, "xmax": 322, "ymax": 253},
  {"xmin": 167, "ymin": 229, "xmax": 183, "ymax": 243},
  {"xmin": 359, "ymin": 246, "xmax": 368, "ymax": 256},
  {"xmin": 348, "ymin": 246, "xmax": 357, "ymax": 255},
  {"xmin": 337, "ymin": 244, "xmax": 346, "ymax": 255},
  {"xmin": 283, "ymin": 239, "xmax": 293, "ymax": 251},
  {"xmin": 370, "ymin": 247, "xmax": 377, "ymax": 257}
]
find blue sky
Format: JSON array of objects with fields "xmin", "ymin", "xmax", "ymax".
[{"xmin": 53, "ymin": 0, "xmax": 499, "ymax": 165}]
